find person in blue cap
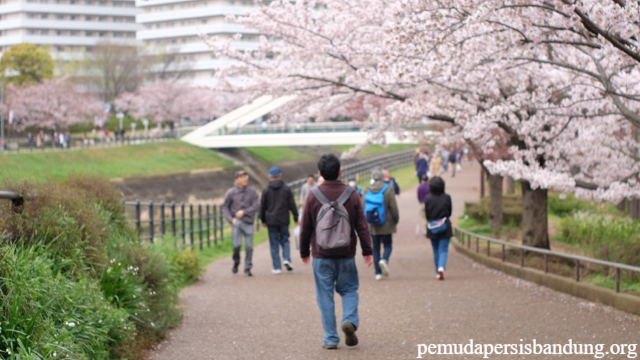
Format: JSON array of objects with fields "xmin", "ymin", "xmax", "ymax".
[{"xmin": 260, "ymin": 166, "xmax": 299, "ymax": 274}]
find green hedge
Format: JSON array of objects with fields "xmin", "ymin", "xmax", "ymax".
[
  {"xmin": 559, "ymin": 211, "xmax": 640, "ymax": 270},
  {"xmin": 464, "ymin": 194, "xmax": 523, "ymax": 225},
  {"xmin": 0, "ymin": 176, "xmax": 187, "ymax": 359}
]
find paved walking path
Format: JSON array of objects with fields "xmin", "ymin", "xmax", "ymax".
[{"xmin": 148, "ymin": 163, "xmax": 639, "ymax": 360}]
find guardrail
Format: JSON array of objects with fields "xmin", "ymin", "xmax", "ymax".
[
  {"xmin": 123, "ymin": 150, "xmax": 416, "ymax": 249},
  {"xmin": 454, "ymin": 227, "xmax": 640, "ymax": 293},
  {"xmin": 0, "ymin": 190, "xmax": 24, "ymax": 213},
  {"xmin": 0, "ymin": 134, "xmax": 175, "ymax": 154}
]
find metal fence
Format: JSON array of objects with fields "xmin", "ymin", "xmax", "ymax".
[
  {"xmin": 123, "ymin": 150, "xmax": 416, "ymax": 249},
  {"xmin": 454, "ymin": 227, "xmax": 640, "ymax": 293},
  {"xmin": 0, "ymin": 134, "xmax": 174, "ymax": 154}
]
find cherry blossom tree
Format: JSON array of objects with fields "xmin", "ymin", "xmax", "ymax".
[
  {"xmin": 4, "ymin": 77, "xmax": 102, "ymax": 131},
  {"xmin": 205, "ymin": 0, "xmax": 639, "ymax": 248},
  {"xmin": 115, "ymin": 81, "xmax": 240, "ymax": 128}
]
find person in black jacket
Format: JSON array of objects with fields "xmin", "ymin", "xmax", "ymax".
[
  {"xmin": 260, "ymin": 166, "xmax": 299, "ymax": 274},
  {"xmin": 424, "ymin": 176, "xmax": 453, "ymax": 280}
]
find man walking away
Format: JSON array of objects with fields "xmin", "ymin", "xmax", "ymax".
[
  {"xmin": 300, "ymin": 154, "xmax": 373, "ymax": 350},
  {"xmin": 364, "ymin": 167, "xmax": 399, "ymax": 281},
  {"xmin": 260, "ymin": 166, "xmax": 299, "ymax": 274},
  {"xmin": 424, "ymin": 176, "xmax": 453, "ymax": 280},
  {"xmin": 384, "ymin": 170, "xmax": 400, "ymax": 196},
  {"xmin": 222, "ymin": 170, "xmax": 260, "ymax": 277}
]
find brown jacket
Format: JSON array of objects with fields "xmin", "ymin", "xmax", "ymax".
[{"xmin": 300, "ymin": 180, "xmax": 373, "ymax": 258}]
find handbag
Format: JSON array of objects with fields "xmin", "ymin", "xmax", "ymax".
[{"xmin": 427, "ymin": 217, "xmax": 448, "ymax": 234}]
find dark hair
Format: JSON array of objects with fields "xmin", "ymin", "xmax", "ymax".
[
  {"xmin": 318, "ymin": 154, "xmax": 341, "ymax": 181},
  {"xmin": 307, "ymin": 174, "xmax": 315, "ymax": 179},
  {"xmin": 421, "ymin": 175, "xmax": 429, "ymax": 183},
  {"xmin": 429, "ymin": 176, "xmax": 445, "ymax": 194}
]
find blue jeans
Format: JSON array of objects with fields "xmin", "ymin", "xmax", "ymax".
[
  {"xmin": 312, "ymin": 257, "xmax": 359, "ymax": 345},
  {"xmin": 372, "ymin": 234, "xmax": 393, "ymax": 275},
  {"xmin": 430, "ymin": 238, "xmax": 450, "ymax": 274},
  {"xmin": 267, "ymin": 225, "xmax": 291, "ymax": 270}
]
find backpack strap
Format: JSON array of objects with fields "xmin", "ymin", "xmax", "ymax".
[
  {"xmin": 380, "ymin": 183, "xmax": 390, "ymax": 194},
  {"xmin": 336, "ymin": 186, "xmax": 356, "ymax": 205},
  {"xmin": 310, "ymin": 186, "xmax": 330, "ymax": 205}
]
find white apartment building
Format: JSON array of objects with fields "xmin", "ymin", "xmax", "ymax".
[
  {"xmin": 0, "ymin": 0, "xmax": 139, "ymax": 58},
  {"xmin": 136, "ymin": 0, "xmax": 260, "ymax": 86}
]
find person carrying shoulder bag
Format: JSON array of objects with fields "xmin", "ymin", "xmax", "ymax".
[{"xmin": 424, "ymin": 176, "xmax": 452, "ymax": 280}]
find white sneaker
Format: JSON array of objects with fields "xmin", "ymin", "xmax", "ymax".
[
  {"xmin": 379, "ymin": 260, "xmax": 389, "ymax": 277},
  {"xmin": 272, "ymin": 269, "xmax": 282, "ymax": 274},
  {"xmin": 375, "ymin": 274, "xmax": 383, "ymax": 281},
  {"xmin": 283, "ymin": 261, "xmax": 293, "ymax": 271},
  {"xmin": 438, "ymin": 267, "xmax": 445, "ymax": 280}
]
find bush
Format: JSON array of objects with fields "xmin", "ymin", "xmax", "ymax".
[
  {"xmin": 548, "ymin": 193, "xmax": 596, "ymax": 216},
  {"xmin": 0, "ymin": 176, "xmax": 181, "ymax": 359},
  {"xmin": 464, "ymin": 194, "xmax": 523, "ymax": 226},
  {"xmin": 559, "ymin": 211, "xmax": 640, "ymax": 269},
  {"xmin": 0, "ymin": 243, "xmax": 133, "ymax": 359},
  {"xmin": 171, "ymin": 250, "xmax": 201, "ymax": 284}
]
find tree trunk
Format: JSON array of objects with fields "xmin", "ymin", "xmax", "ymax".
[
  {"xmin": 506, "ymin": 177, "xmax": 516, "ymax": 194},
  {"xmin": 521, "ymin": 181, "xmax": 550, "ymax": 249},
  {"xmin": 488, "ymin": 174, "xmax": 503, "ymax": 232}
]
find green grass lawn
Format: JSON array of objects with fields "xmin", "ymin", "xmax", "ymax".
[
  {"xmin": 0, "ymin": 140, "xmax": 232, "ymax": 182},
  {"xmin": 333, "ymin": 144, "xmax": 417, "ymax": 156},
  {"xmin": 245, "ymin": 146, "xmax": 310, "ymax": 163}
]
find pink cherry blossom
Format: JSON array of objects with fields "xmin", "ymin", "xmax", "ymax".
[{"xmin": 4, "ymin": 77, "xmax": 102, "ymax": 131}]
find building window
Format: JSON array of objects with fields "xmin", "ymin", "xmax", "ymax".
[{"xmin": 86, "ymin": 31, "xmax": 93, "ymax": 36}]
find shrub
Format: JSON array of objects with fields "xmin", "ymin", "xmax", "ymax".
[
  {"xmin": 548, "ymin": 193, "xmax": 596, "ymax": 216},
  {"xmin": 0, "ymin": 176, "xmax": 181, "ymax": 359},
  {"xmin": 0, "ymin": 243, "xmax": 133, "ymax": 359},
  {"xmin": 464, "ymin": 194, "xmax": 523, "ymax": 226},
  {"xmin": 559, "ymin": 211, "xmax": 640, "ymax": 270},
  {"xmin": 172, "ymin": 250, "xmax": 201, "ymax": 284}
]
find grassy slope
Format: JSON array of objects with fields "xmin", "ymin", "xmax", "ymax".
[
  {"xmin": 333, "ymin": 144, "xmax": 416, "ymax": 156},
  {"xmin": 245, "ymin": 146, "xmax": 310, "ymax": 163},
  {"xmin": 0, "ymin": 140, "xmax": 233, "ymax": 182}
]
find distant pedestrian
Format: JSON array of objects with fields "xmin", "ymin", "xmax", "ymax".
[
  {"xmin": 384, "ymin": 170, "xmax": 400, "ymax": 196},
  {"xmin": 429, "ymin": 153, "xmax": 442, "ymax": 177},
  {"xmin": 441, "ymin": 148, "xmax": 451, "ymax": 172},
  {"xmin": 300, "ymin": 154, "xmax": 373, "ymax": 350},
  {"xmin": 415, "ymin": 150, "xmax": 429, "ymax": 183},
  {"xmin": 347, "ymin": 176, "xmax": 362, "ymax": 196},
  {"xmin": 363, "ymin": 167, "xmax": 399, "ymax": 281},
  {"xmin": 424, "ymin": 176, "xmax": 453, "ymax": 281},
  {"xmin": 416, "ymin": 175, "xmax": 430, "ymax": 235},
  {"xmin": 449, "ymin": 150, "xmax": 457, "ymax": 177},
  {"xmin": 299, "ymin": 175, "xmax": 316, "ymax": 205},
  {"xmin": 417, "ymin": 175, "xmax": 430, "ymax": 204},
  {"xmin": 260, "ymin": 167, "xmax": 299, "ymax": 274},
  {"xmin": 222, "ymin": 170, "xmax": 260, "ymax": 277},
  {"xmin": 27, "ymin": 132, "xmax": 34, "ymax": 149}
]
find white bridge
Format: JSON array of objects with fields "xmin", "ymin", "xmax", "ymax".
[{"xmin": 181, "ymin": 95, "xmax": 435, "ymax": 148}]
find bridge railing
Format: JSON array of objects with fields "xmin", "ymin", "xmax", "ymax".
[
  {"xmin": 454, "ymin": 227, "xmax": 640, "ymax": 293},
  {"xmin": 123, "ymin": 149, "xmax": 416, "ymax": 249}
]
